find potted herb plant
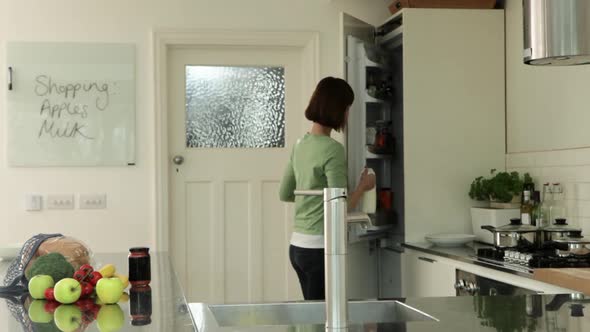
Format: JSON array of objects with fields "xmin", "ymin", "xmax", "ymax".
[
  {"xmin": 470, "ymin": 169, "xmax": 532, "ymax": 208},
  {"xmin": 469, "ymin": 169, "xmax": 533, "ymax": 244}
]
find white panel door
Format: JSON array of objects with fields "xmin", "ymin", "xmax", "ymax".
[{"xmin": 167, "ymin": 45, "xmax": 304, "ymax": 304}]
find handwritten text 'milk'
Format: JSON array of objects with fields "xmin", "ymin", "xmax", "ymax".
[{"xmin": 33, "ymin": 75, "xmax": 114, "ymax": 140}]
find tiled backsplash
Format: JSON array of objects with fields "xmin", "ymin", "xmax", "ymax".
[{"xmin": 507, "ymin": 147, "xmax": 590, "ymax": 232}]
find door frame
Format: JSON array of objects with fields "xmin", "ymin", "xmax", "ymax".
[{"xmin": 153, "ymin": 29, "xmax": 320, "ymax": 251}]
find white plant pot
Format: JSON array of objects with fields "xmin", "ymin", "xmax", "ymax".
[
  {"xmin": 489, "ymin": 195, "xmax": 521, "ymax": 209},
  {"xmin": 471, "ymin": 207, "xmax": 520, "ymax": 245}
]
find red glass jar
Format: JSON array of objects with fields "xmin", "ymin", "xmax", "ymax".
[
  {"xmin": 130, "ymin": 285, "xmax": 152, "ymax": 326},
  {"xmin": 128, "ymin": 247, "xmax": 151, "ymax": 287}
]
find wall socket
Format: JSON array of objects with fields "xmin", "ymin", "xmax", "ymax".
[
  {"xmin": 79, "ymin": 194, "xmax": 107, "ymax": 209},
  {"xmin": 25, "ymin": 194, "xmax": 43, "ymax": 211},
  {"xmin": 46, "ymin": 194, "xmax": 75, "ymax": 210}
]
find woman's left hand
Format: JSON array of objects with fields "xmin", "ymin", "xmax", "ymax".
[{"xmin": 357, "ymin": 168, "xmax": 376, "ymax": 192}]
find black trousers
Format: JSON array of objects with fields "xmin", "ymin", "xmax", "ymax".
[{"xmin": 289, "ymin": 245, "xmax": 325, "ymax": 300}]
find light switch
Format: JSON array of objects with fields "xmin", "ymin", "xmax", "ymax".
[
  {"xmin": 25, "ymin": 194, "xmax": 42, "ymax": 211},
  {"xmin": 79, "ymin": 194, "xmax": 107, "ymax": 209},
  {"xmin": 46, "ymin": 194, "xmax": 75, "ymax": 210}
]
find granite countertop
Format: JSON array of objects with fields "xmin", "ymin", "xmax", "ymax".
[
  {"xmin": 0, "ymin": 252, "xmax": 195, "ymax": 332},
  {"xmin": 403, "ymin": 242, "xmax": 535, "ymax": 278},
  {"xmin": 191, "ymin": 294, "xmax": 590, "ymax": 331}
]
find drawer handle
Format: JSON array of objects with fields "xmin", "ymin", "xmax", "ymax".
[{"xmin": 418, "ymin": 257, "xmax": 436, "ymax": 263}]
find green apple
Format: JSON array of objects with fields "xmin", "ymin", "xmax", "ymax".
[
  {"xmin": 97, "ymin": 304, "xmax": 124, "ymax": 332},
  {"xmin": 96, "ymin": 278, "xmax": 124, "ymax": 304},
  {"xmin": 54, "ymin": 305, "xmax": 82, "ymax": 332},
  {"xmin": 54, "ymin": 278, "xmax": 81, "ymax": 304},
  {"xmin": 28, "ymin": 300, "xmax": 53, "ymax": 323},
  {"xmin": 28, "ymin": 275, "xmax": 55, "ymax": 300}
]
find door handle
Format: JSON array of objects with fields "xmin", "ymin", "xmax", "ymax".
[
  {"xmin": 418, "ymin": 257, "xmax": 436, "ymax": 263},
  {"xmin": 172, "ymin": 155, "xmax": 185, "ymax": 165}
]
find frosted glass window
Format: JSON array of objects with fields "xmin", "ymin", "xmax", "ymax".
[{"xmin": 185, "ymin": 66, "xmax": 285, "ymax": 148}]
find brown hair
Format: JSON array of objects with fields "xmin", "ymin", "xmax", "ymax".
[{"xmin": 305, "ymin": 77, "xmax": 354, "ymax": 132}]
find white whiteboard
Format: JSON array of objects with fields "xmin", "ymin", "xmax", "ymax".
[{"xmin": 6, "ymin": 42, "xmax": 135, "ymax": 166}]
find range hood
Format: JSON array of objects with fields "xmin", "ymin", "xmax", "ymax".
[{"xmin": 524, "ymin": 0, "xmax": 590, "ymax": 66}]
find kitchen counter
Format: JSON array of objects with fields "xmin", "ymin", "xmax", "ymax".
[
  {"xmin": 190, "ymin": 294, "xmax": 590, "ymax": 331},
  {"xmin": 534, "ymin": 269, "xmax": 590, "ymax": 296},
  {"xmin": 0, "ymin": 252, "xmax": 195, "ymax": 332},
  {"xmin": 403, "ymin": 242, "xmax": 535, "ymax": 278}
]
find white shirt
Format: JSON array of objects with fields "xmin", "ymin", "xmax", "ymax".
[{"xmin": 290, "ymin": 232, "xmax": 324, "ymax": 249}]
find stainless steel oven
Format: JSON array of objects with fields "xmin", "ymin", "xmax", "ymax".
[{"xmin": 455, "ymin": 269, "xmax": 538, "ymax": 296}]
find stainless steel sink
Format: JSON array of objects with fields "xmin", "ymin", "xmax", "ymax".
[{"xmin": 208, "ymin": 300, "xmax": 438, "ymax": 327}]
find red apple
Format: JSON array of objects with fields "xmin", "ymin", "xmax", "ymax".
[
  {"xmin": 74, "ymin": 301, "xmax": 85, "ymax": 310},
  {"xmin": 75, "ymin": 298, "xmax": 95, "ymax": 311},
  {"xmin": 80, "ymin": 264, "xmax": 93, "ymax": 275},
  {"xmin": 91, "ymin": 304, "xmax": 100, "ymax": 319},
  {"xmin": 43, "ymin": 300, "xmax": 60, "ymax": 313},
  {"xmin": 81, "ymin": 282, "xmax": 94, "ymax": 297},
  {"xmin": 85, "ymin": 302, "xmax": 97, "ymax": 312},
  {"xmin": 44, "ymin": 288, "xmax": 55, "ymax": 301},
  {"xmin": 88, "ymin": 271, "xmax": 102, "ymax": 286},
  {"xmin": 82, "ymin": 313, "xmax": 92, "ymax": 325},
  {"xmin": 73, "ymin": 270, "xmax": 86, "ymax": 282}
]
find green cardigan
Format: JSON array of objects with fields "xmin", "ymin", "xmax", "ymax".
[{"xmin": 279, "ymin": 134, "xmax": 347, "ymax": 235}]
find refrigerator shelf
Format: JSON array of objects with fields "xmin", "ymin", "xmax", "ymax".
[
  {"xmin": 364, "ymin": 91, "xmax": 388, "ymax": 104},
  {"xmin": 366, "ymin": 149, "xmax": 393, "ymax": 160}
]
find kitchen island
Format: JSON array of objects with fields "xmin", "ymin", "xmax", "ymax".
[
  {"xmin": 3, "ymin": 251, "xmax": 588, "ymax": 332},
  {"xmin": 0, "ymin": 252, "xmax": 195, "ymax": 332},
  {"xmin": 191, "ymin": 294, "xmax": 590, "ymax": 331}
]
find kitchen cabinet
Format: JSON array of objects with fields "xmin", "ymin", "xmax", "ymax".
[
  {"xmin": 402, "ymin": 251, "xmax": 456, "ymax": 297},
  {"xmin": 347, "ymin": 241, "xmax": 379, "ymax": 299},
  {"xmin": 402, "ymin": 247, "xmax": 578, "ymax": 297},
  {"xmin": 379, "ymin": 247, "xmax": 402, "ymax": 298}
]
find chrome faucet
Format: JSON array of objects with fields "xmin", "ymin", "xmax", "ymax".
[{"xmin": 294, "ymin": 188, "xmax": 348, "ymax": 331}]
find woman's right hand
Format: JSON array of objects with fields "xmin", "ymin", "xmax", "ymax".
[{"xmin": 357, "ymin": 168, "xmax": 376, "ymax": 192}]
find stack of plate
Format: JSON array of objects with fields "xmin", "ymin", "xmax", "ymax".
[{"xmin": 425, "ymin": 234, "xmax": 476, "ymax": 247}]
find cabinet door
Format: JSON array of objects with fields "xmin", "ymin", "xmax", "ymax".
[
  {"xmin": 402, "ymin": 252, "xmax": 456, "ymax": 297},
  {"xmin": 379, "ymin": 248, "xmax": 402, "ymax": 298}
]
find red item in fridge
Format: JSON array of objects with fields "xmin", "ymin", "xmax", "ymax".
[{"xmin": 378, "ymin": 189, "xmax": 393, "ymax": 210}]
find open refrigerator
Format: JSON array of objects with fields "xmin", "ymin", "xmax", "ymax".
[{"xmin": 342, "ymin": 9, "xmax": 506, "ymax": 298}]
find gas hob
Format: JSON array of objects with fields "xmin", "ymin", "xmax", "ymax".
[{"xmin": 477, "ymin": 242, "xmax": 590, "ymax": 269}]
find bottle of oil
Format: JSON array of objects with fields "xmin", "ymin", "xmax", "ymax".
[
  {"xmin": 550, "ymin": 183, "xmax": 566, "ymax": 223},
  {"xmin": 520, "ymin": 190, "xmax": 534, "ymax": 225}
]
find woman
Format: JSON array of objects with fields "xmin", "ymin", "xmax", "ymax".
[{"xmin": 279, "ymin": 77, "xmax": 376, "ymax": 300}]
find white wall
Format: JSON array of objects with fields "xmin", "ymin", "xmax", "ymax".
[
  {"xmin": 0, "ymin": 0, "xmax": 387, "ymax": 252},
  {"xmin": 505, "ymin": 0, "xmax": 590, "ymax": 231},
  {"xmin": 506, "ymin": 0, "xmax": 590, "ymax": 153},
  {"xmin": 332, "ymin": 0, "xmax": 392, "ymax": 26},
  {"xmin": 507, "ymin": 149, "xmax": 590, "ymax": 231}
]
